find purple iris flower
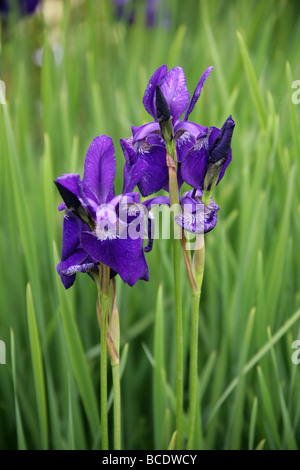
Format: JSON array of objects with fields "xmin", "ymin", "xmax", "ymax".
[
  {"xmin": 0, "ymin": 0, "xmax": 40, "ymax": 16},
  {"xmin": 181, "ymin": 115, "xmax": 235, "ymax": 191},
  {"xmin": 132, "ymin": 64, "xmax": 213, "ymax": 143},
  {"xmin": 120, "ymin": 65, "xmax": 213, "ymax": 197},
  {"xmin": 174, "ymin": 189, "xmax": 220, "ymax": 234},
  {"xmin": 144, "ymin": 189, "xmax": 220, "ymax": 235},
  {"xmin": 55, "ymin": 135, "xmax": 149, "ymax": 289}
]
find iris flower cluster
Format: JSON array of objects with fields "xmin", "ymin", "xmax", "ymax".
[{"xmin": 55, "ymin": 65, "xmax": 235, "ymax": 289}]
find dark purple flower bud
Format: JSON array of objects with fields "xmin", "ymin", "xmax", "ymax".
[
  {"xmin": 139, "ymin": 65, "xmax": 212, "ymax": 141},
  {"xmin": 181, "ymin": 116, "xmax": 235, "ymax": 192},
  {"xmin": 204, "ymin": 115, "xmax": 235, "ymax": 191},
  {"xmin": 208, "ymin": 115, "xmax": 235, "ymax": 165},
  {"xmin": 155, "ymin": 84, "xmax": 173, "ymax": 143},
  {"xmin": 156, "ymin": 84, "xmax": 171, "ymax": 123}
]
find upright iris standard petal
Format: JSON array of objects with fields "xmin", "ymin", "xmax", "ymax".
[
  {"xmin": 159, "ymin": 67, "xmax": 190, "ymax": 124},
  {"xmin": 83, "ymin": 135, "xmax": 116, "ymax": 205},
  {"xmin": 183, "ymin": 66, "xmax": 213, "ymax": 121},
  {"xmin": 143, "ymin": 64, "xmax": 168, "ymax": 119}
]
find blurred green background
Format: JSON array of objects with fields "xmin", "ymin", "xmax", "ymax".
[{"xmin": 0, "ymin": 0, "xmax": 300, "ymax": 450}]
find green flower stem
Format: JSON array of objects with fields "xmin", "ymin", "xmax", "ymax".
[
  {"xmin": 187, "ymin": 234, "xmax": 205, "ymax": 450},
  {"xmin": 111, "ymin": 363, "xmax": 121, "ymax": 450},
  {"xmin": 173, "ymin": 226, "xmax": 183, "ymax": 450},
  {"xmin": 96, "ymin": 265, "xmax": 110, "ymax": 450},
  {"xmin": 107, "ymin": 279, "xmax": 121, "ymax": 450},
  {"xmin": 187, "ymin": 291, "xmax": 201, "ymax": 449},
  {"xmin": 166, "ymin": 145, "xmax": 184, "ymax": 450}
]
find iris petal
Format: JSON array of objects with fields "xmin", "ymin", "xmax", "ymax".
[
  {"xmin": 57, "ymin": 250, "xmax": 95, "ymax": 289},
  {"xmin": 175, "ymin": 190, "xmax": 220, "ymax": 234},
  {"xmin": 181, "ymin": 137, "xmax": 208, "ymax": 190},
  {"xmin": 121, "ymin": 137, "xmax": 168, "ymax": 197},
  {"xmin": 160, "ymin": 67, "xmax": 190, "ymax": 123},
  {"xmin": 132, "ymin": 122, "xmax": 160, "ymax": 143},
  {"xmin": 143, "ymin": 64, "xmax": 168, "ymax": 119},
  {"xmin": 55, "ymin": 173, "xmax": 82, "ymax": 203},
  {"xmin": 83, "ymin": 135, "xmax": 116, "ymax": 205},
  {"xmin": 183, "ymin": 66, "xmax": 213, "ymax": 121}
]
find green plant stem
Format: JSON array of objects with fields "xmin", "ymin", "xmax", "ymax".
[
  {"xmin": 187, "ymin": 234, "xmax": 205, "ymax": 449},
  {"xmin": 167, "ymin": 148, "xmax": 183, "ymax": 450},
  {"xmin": 107, "ymin": 279, "xmax": 121, "ymax": 450},
  {"xmin": 187, "ymin": 291, "xmax": 202, "ymax": 449},
  {"xmin": 173, "ymin": 225, "xmax": 183, "ymax": 450},
  {"xmin": 100, "ymin": 299, "xmax": 109, "ymax": 450},
  {"xmin": 112, "ymin": 363, "xmax": 121, "ymax": 450},
  {"xmin": 96, "ymin": 265, "xmax": 110, "ymax": 450}
]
